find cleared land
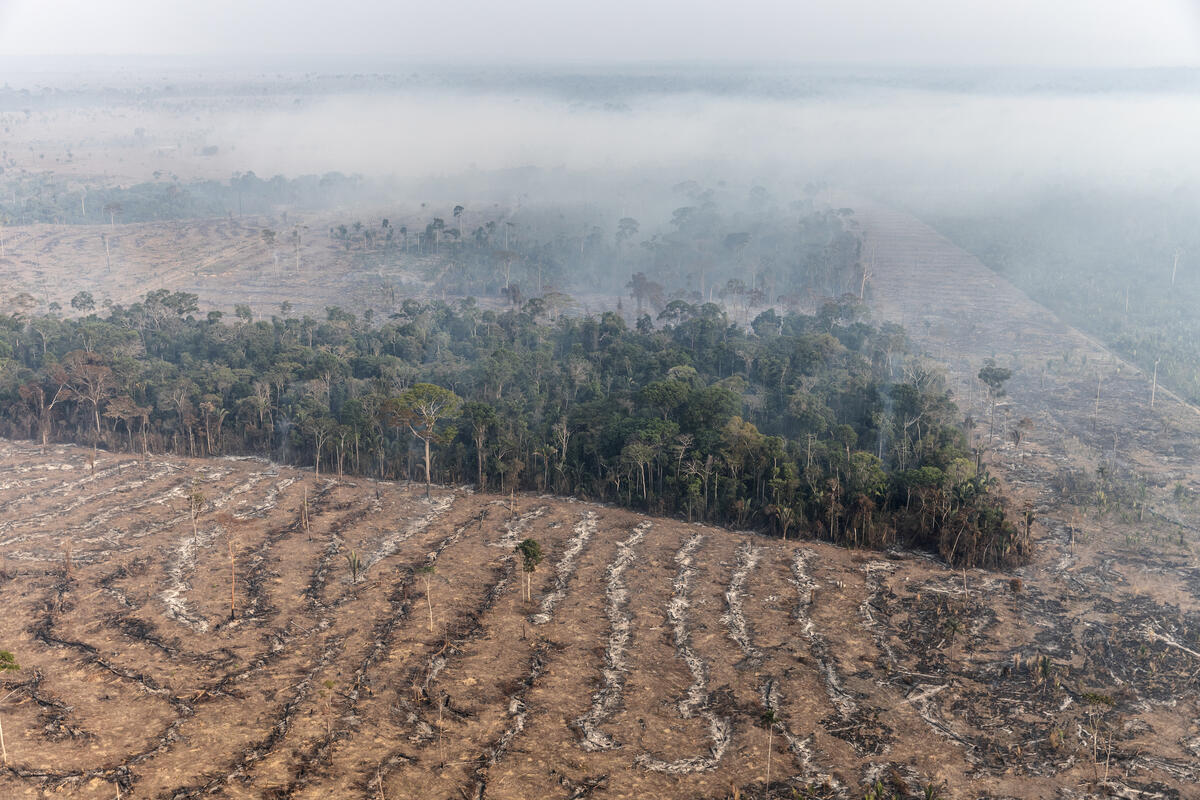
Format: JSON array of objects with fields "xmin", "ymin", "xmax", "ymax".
[
  {"xmin": 0, "ymin": 204, "xmax": 1197, "ymax": 799},
  {"xmin": 0, "ymin": 422, "xmax": 1197, "ymax": 800},
  {"xmin": 0, "ymin": 214, "xmax": 439, "ymax": 319}
]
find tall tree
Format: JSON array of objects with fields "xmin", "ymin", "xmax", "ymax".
[
  {"xmin": 978, "ymin": 360, "xmax": 1012, "ymax": 438},
  {"xmin": 388, "ymin": 383, "xmax": 462, "ymax": 497},
  {"xmin": 56, "ymin": 351, "xmax": 115, "ymax": 450}
]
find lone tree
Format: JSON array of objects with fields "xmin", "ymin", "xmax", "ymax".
[
  {"xmin": 0, "ymin": 649, "xmax": 18, "ymax": 766},
  {"xmin": 760, "ymin": 709, "xmax": 778, "ymax": 787},
  {"xmin": 978, "ymin": 359, "xmax": 1012, "ymax": 438},
  {"xmin": 187, "ymin": 483, "xmax": 206, "ymax": 543},
  {"xmin": 388, "ymin": 383, "xmax": 461, "ymax": 497},
  {"xmin": 417, "ymin": 564, "xmax": 437, "ymax": 632},
  {"xmin": 516, "ymin": 538, "xmax": 543, "ymax": 603}
]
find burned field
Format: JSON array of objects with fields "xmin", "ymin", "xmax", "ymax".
[
  {"xmin": 0, "ymin": 440, "xmax": 1196, "ymax": 800},
  {"xmin": 0, "ymin": 199, "xmax": 1198, "ymax": 800}
]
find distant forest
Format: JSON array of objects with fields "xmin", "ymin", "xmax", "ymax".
[
  {"xmin": 0, "ymin": 172, "xmax": 863, "ymax": 302},
  {"xmin": 0, "ymin": 293, "xmax": 1028, "ymax": 569},
  {"xmin": 931, "ymin": 188, "xmax": 1200, "ymax": 405}
]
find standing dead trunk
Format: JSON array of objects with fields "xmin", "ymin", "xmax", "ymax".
[
  {"xmin": 228, "ymin": 537, "xmax": 236, "ymax": 620},
  {"xmin": 424, "ymin": 436, "xmax": 432, "ymax": 498}
]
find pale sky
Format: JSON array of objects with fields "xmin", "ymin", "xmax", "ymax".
[{"xmin": 0, "ymin": 0, "xmax": 1198, "ymax": 67}]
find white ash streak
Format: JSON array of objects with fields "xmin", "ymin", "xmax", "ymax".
[
  {"xmin": 761, "ymin": 679, "xmax": 818, "ymax": 775},
  {"xmin": 495, "ymin": 505, "xmax": 547, "ymax": 549},
  {"xmin": 530, "ymin": 510, "xmax": 596, "ymax": 625},
  {"xmin": 161, "ymin": 524, "xmax": 224, "ymax": 632},
  {"xmin": 638, "ymin": 532, "xmax": 731, "ymax": 774},
  {"xmin": 722, "ymin": 542, "xmax": 763, "ymax": 662},
  {"xmin": 233, "ymin": 476, "xmax": 297, "ymax": 520},
  {"xmin": 858, "ymin": 561, "xmax": 899, "ymax": 669},
  {"xmin": 789, "ymin": 549, "xmax": 857, "ymax": 718},
  {"xmin": 574, "ymin": 522, "xmax": 649, "ymax": 751},
  {"xmin": 364, "ymin": 492, "xmax": 456, "ymax": 570}
]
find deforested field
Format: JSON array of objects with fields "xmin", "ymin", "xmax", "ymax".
[{"xmin": 1, "ymin": 439, "xmax": 1198, "ymax": 800}]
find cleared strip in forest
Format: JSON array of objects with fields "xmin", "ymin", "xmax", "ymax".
[
  {"xmin": 419, "ymin": 506, "xmax": 548, "ymax": 696},
  {"xmin": 791, "ymin": 552, "xmax": 894, "ymax": 756},
  {"xmin": 302, "ymin": 487, "xmax": 371, "ymax": 611},
  {"xmin": 104, "ymin": 480, "xmax": 339, "ymax": 675},
  {"xmin": 529, "ymin": 510, "xmax": 596, "ymax": 625},
  {"xmin": 0, "ymin": 461, "xmax": 184, "ymax": 546},
  {"xmin": 160, "ymin": 522, "xmax": 225, "ymax": 632},
  {"xmin": 637, "ymin": 532, "xmax": 731, "ymax": 774},
  {"xmin": 11, "ymin": 581, "xmax": 207, "ymax": 794},
  {"xmin": 0, "ymin": 459, "xmax": 138, "ymax": 517},
  {"xmin": 237, "ymin": 480, "xmax": 310, "ymax": 621},
  {"xmin": 154, "ymin": 472, "xmax": 274, "ymax": 628},
  {"xmin": 858, "ymin": 561, "xmax": 899, "ymax": 670},
  {"xmin": 155, "ymin": 469, "xmax": 273, "ymax": 630},
  {"xmin": 77, "ymin": 467, "xmax": 190, "ymax": 533},
  {"xmin": 461, "ymin": 508, "xmax": 620, "ymax": 798},
  {"xmin": 573, "ymin": 521, "xmax": 650, "ymax": 751},
  {"xmin": 233, "ymin": 475, "xmax": 297, "ymax": 520},
  {"xmin": 369, "ymin": 506, "xmax": 554, "ymax": 797},
  {"xmin": 133, "ymin": 468, "xmax": 282, "ymax": 540},
  {"xmin": 273, "ymin": 506, "xmax": 502, "ymax": 798},
  {"xmin": 759, "ymin": 678, "xmax": 830, "ymax": 786},
  {"xmin": 66, "ymin": 479, "xmax": 339, "ymax": 701}
]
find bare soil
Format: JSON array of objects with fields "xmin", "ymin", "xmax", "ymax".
[
  {"xmin": 0, "ymin": 426, "xmax": 1196, "ymax": 800},
  {"xmin": 0, "ymin": 203, "xmax": 1197, "ymax": 799},
  {"xmin": 0, "ymin": 214, "xmax": 445, "ymax": 319}
]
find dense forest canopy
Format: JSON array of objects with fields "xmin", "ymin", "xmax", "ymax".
[{"xmin": 0, "ymin": 292, "xmax": 1026, "ymax": 568}]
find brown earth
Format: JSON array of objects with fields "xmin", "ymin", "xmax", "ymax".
[
  {"xmin": 0, "ymin": 214, "xmax": 450, "ymax": 320},
  {"xmin": 0, "ymin": 202, "xmax": 1198, "ymax": 800}
]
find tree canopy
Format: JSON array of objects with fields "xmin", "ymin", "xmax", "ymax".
[{"xmin": 0, "ymin": 291, "xmax": 1027, "ymax": 568}]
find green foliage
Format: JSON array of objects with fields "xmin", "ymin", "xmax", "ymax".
[
  {"xmin": 345, "ymin": 550, "xmax": 363, "ymax": 583},
  {"xmin": 0, "ymin": 290, "xmax": 1025, "ymax": 569},
  {"xmin": 1080, "ymin": 691, "xmax": 1115, "ymax": 707},
  {"xmin": 516, "ymin": 538, "xmax": 543, "ymax": 574},
  {"xmin": 977, "ymin": 360, "xmax": 1012, "ymax": 395},
  {"xmin": 0, "ymin": 650, "xmax": 18, "ymax": 672}
]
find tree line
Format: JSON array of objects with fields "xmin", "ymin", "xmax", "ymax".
[{"xmin": 0, "ymin": 289, "xmax": 1029, "ymax": 569}]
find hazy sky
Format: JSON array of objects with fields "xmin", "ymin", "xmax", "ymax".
[{"xmin": 1, "ymin": 0, "xmax": 1198, "ymax": 67}]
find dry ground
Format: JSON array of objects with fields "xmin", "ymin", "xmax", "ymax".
[
  {"xmin": 0, "ymin": 430, "xmax": 1196, "ymax": 800},
  {"xmin": 0, "ymin": 214, "xmax": 444, "ymax": 320},
  {"xmin": 0, "ymin": 194, "xmax": 1197, "ymax": 798}
]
